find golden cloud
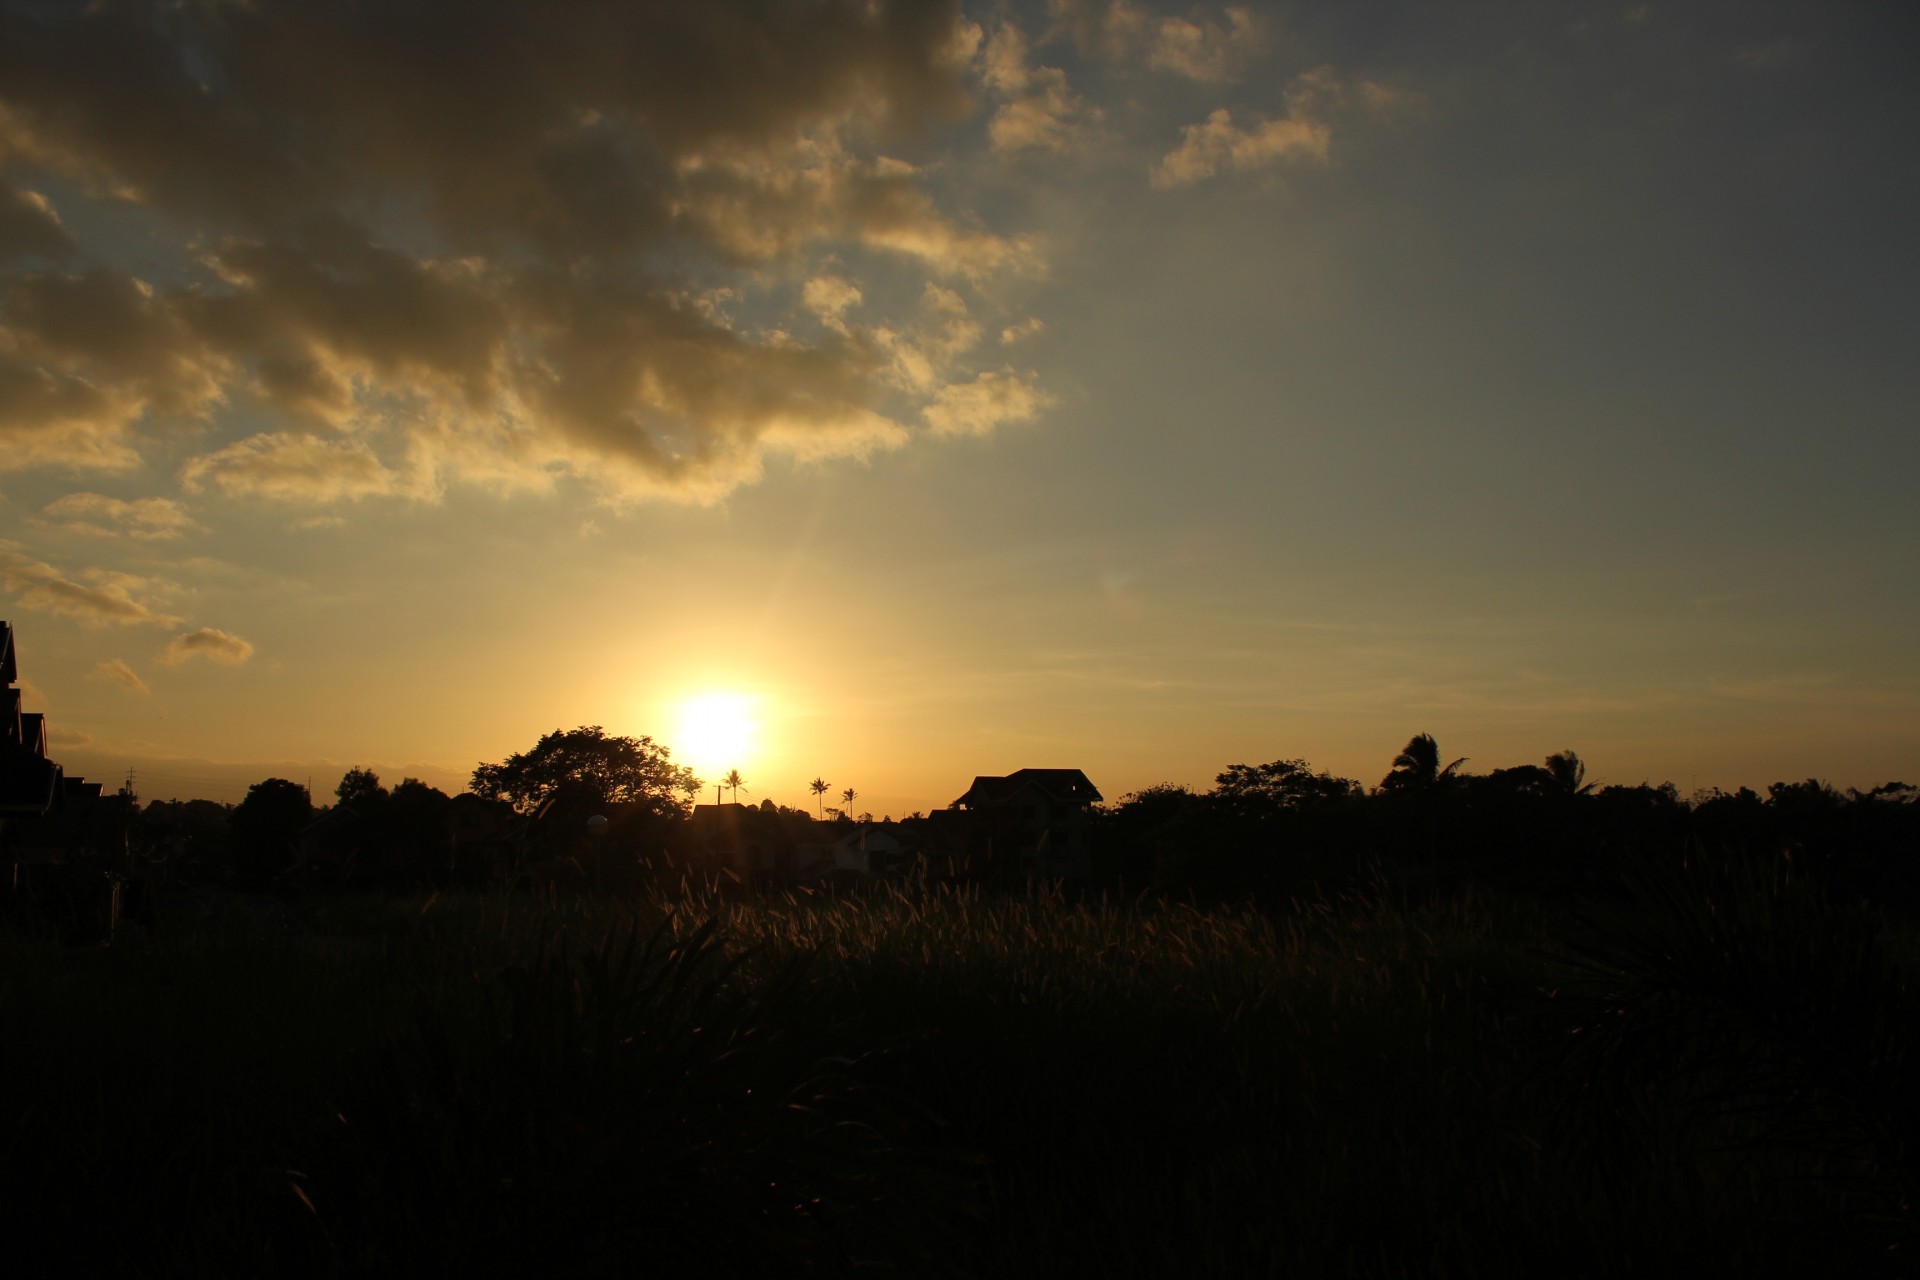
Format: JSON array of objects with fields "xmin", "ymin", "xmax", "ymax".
[
  {"xmin": 0, "ymin": 542, "xmax": 184, "ymax": 629},
  {"xmin": 1146, "ymin": 8, "xmax": 1266, "ymax": 83},
  {"xmin": 42, "ymin": 492, "xmax": 202, "ymax": 540},
  {"xmin": 1152, "ymin": 107, "xmax": 1330, "ymax": 188},
  {"xmin": 158, "ymin": 627, "xmax": 255, "ymax": 668},
  {"xmin": 180, "ymin": 433, "xmax": 425, "ymax": 505},
  {"xmin": 0, "ymin": 1, "xmax": 1052, "ymax": 503},
  {"xmin": 981, "ymin": 24, "xmax": 1091, "ymax": 154},
  {"xmin": 923, "ymin": 368, "xmax": 1053, "ymax": 437},
  {"xmin": 93, "ymin": 658, "xmax": 150, "ymax": 696}
]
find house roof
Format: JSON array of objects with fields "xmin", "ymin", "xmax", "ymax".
[
  {"xmin": 952, "ymin": 768, "xmax": 1103, "ymax": 809},
  {"xmin": 19, "ymin": 712, "xmax": 46, "ymax": 758},
  {"xmin": 0, "ymin": 751, "xmax": 61, "ymax": 816}
]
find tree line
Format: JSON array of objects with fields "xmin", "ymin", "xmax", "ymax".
[
  {"xmin": 131, "ymin": 727, "xmax": 1918, "ymax": 908},
  {"xmin": 1099, "ymin": 733, "xmax": 1919, "ymax": 908}
]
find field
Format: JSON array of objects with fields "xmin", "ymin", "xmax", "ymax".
[{"xmin": 2, "ymin": 857, "xmax": 1914, "ymax": 1277}]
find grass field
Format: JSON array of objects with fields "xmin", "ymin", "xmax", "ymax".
[{"xmin": 1, "ymin": 856, "xmax": 1913, "ymax": 1276}]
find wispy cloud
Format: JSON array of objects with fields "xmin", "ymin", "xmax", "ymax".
[
  {"xmin": 158, "ymin": 627, "xmax": 255, "ymax": 668},
  {"xmin": 1146, "ymin": 7, "xmax": 1267, "ymax": 83},
  {"xmin": 1152, "ymin": 107, "xmax": 1329, "ymax": 188},
  {"xmin": 923, "ymin": 368, "xmax": 1054, "ymax": 437},
  {"xmin": 0, "ymin": 541, "xmax": 183, "ymax": 629},
  {"xmin": 980, "ymin": 22, "xmax": 1094, "ymax": 154},
  {"xmin": 180, "ymin": 433, "xmax": 423, "ymax": 505},
  {"xmin": 41, "ymin": 492, "xmax": 202, "ymax": 540},
  {"xmin": 93, "ymin": 658, "xmax": 150, "ymax": 695},
  {"xmin": 0, "ymin": 179, "xmax": 72, "ymax": 261}
]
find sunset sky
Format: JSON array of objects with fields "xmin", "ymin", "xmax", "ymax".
[{"xmin": 2, "ymin": 0, "xmax": 1914, "ymax": 815}]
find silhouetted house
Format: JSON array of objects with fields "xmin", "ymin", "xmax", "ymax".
[
  {"xmin": 794, "ymin": 821, "xmax": 909, "ymax": 881},
  {"xmin": 0, "ymin": 622, "xmax": 127, "ymax": 936},
  {"xmin": 681, "ymin": 802, "xmax": 793, "ymax": 885},
  {"xmin": 942, "ymin": 768, "xmax": 1103, "ymax": 881}
]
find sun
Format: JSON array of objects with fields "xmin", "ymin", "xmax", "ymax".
[{"xmin": 671, "ymin": 691, "xmax": 759, "ymax": 782}]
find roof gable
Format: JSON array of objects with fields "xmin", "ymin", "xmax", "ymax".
[{"xmin": 953, "ymin": 768, "xmax": 1103, "ymax": 808}]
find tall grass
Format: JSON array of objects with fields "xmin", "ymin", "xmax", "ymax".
[{"xmin": 0, "ymin": 862, "xmax": 1911, "ymax": 1275}]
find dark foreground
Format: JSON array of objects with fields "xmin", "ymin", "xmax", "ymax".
[{"xmin": 1, "ymin": 858, "xmax": 1914, "ymax": 1277}]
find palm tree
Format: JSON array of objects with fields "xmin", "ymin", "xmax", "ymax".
[
  {"xmin": 1542, "ymin": 751, "xmax": 1593, "ymax": 797},
  {"xmin": 840, "ymin": 786, "xmax": 857, "ymax": 818},
  {"xmin": 721, "ymin": 769, "xmax": 746, "ymax": 802},
  {"xmin": 1379, "ymin": 733, "xmax": 1467, "ymax": 794},
  {"xmin": 810, "ymin": 777, "xmax": 831, "ymax": 818}
]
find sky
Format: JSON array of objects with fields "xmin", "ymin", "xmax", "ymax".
[{"xmin": 1, "ymin": 0, "xmax": 1915, "ymax": 815}]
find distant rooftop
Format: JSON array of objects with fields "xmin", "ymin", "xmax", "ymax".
[{"xmin": 952, "ymin": 768, "xmax": 1102, "ymax": 809}]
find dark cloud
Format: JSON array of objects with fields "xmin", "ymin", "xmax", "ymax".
[
  {"xmin": 0, "ymin": 266, "xmax": 229, "ymax": 469},
  {"xmin": 0, "ymin": 0, "xmax": 1047, "ymax": 500}
]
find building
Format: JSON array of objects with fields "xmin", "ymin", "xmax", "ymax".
[
  {"xmin": 0, "ymin": 621, "xmax": 127, "ymax": 937},
  {"xmin": 943, "ymin": 768, "xmax": 1104, "ymax": 881}
]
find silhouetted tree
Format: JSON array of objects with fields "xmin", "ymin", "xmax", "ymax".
[
  {"xmin": 1214, "ymin": 758, "xmax": 1361, "ymax": 818},
  {"xmin": 841, "ymin": 787, "xmax": 857, "ymax": 817},
  {"xmin": 1543, "ymin": 751, "xmax": 1593, "ymax": 797},
  {"xmin": 471, "ymin": 725, "xmax": 699, "ymax": 819},
  {"xmin": 387, "ymin": 777, "xmax": 452, "ymax": 863},
  {"xmin": 722, "ymin": 769, "xmax": 746, "ymax": 802},
  {"xmin": 1379, "ymin": 733, "xmax": 1467, "ymax": 794},
  {"xmin": 230, "ymin": 777, "xmax": 311, "ymax": 883},
  {"xmin": 335, "ymin": 766, "xmax": 388, "ymax": 811},
  {"xmin": 810, "ymin": 777, "xmax": 831, "ymax": 818}
]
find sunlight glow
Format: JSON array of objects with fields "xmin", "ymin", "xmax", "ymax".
[{"xmin": 672, "ymin": 690, "xmax": 759, "ymax": 783}]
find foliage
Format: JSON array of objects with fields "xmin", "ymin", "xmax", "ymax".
[
  {"xmin": 1212, "ymin": 757, "xmax": 1360, "ymax": 818},
  {"xmin": 1378, "ymin": 731, "xmax": 1469, "ymax": 793},
  {"xmin": 334, "ymin": 765, "xmax": 388, "ymax": 811},
  {"xmin": 229, "ymin": 777, "xmax": 311, "ymax": 882},
  {"xmin": 470, "ymin": 724, "xmax": 698, "ymax": 818}
]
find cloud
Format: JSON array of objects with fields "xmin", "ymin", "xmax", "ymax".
[
  {"xmin": 1146, "ymin": 7, "xmax": 1266, "ymax": 83},
  {"xmin": 1001, "ymin": 316, "xmax": 1047, "ymax": 345},
  {"xmin": 1048, "ymin": 0, "xmax": 1153, "ymax": 62},
  {"xmin": 923, "ymin": 368, "xmax": 1054, "ymax": 437},
  {"xmin": 180, "ymin": 432, "xmax": 424, "ymax": 504},
  {"xmin": 1147, "ymin": 65, "xmax": 1409, "ymax": 188},
  {"xmin": 93, "ymin": 658, "xmax": 150, "ymax": 696},
  {"xmin": 0, "ymin": 267, "xmax": 232, "ymax": 471},
  {"xmin": 802, "ymin": 274, "xmax": 864, "ymax": 330},
  {"xmin": 0, "ymin": 0, "xmax": 1048, "ymax": 505},
  {"xmin": 980, "ymin": 24, "xmax": 1091, "ymax": 154},
  {"xmin": 0, "ymin": 180, "xmax": 72, "ymax": 261},
  {"xmin": 0, "ymin": 541, "xmax": 183, "ymax": 628},
  {"xmin": 1152, "ymin": 108, "xmax": 1330, "ymax": 188},
  {"xmin": 158, "ymin": 627, "xmax": 255, "ymax": 667},
  {"xmin": 42, "ymin": 492, "xmax": 202, "ymax": 540}
]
